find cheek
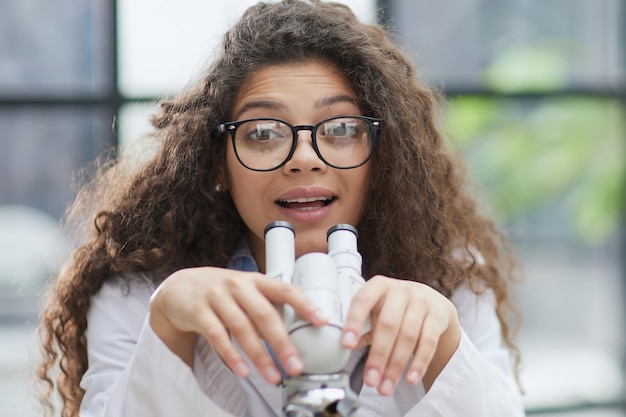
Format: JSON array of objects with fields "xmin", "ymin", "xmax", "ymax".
[
  {"xmin": 226, "ymin": 169, "xmax": 256, "ymax": 212},
  {"xmin": 225, "ymin": 147, "xmax": 260, "ymax": 199},
  {"xmin": 356, "ymin": 164, "xmax": 372, "ymax": 193},
  {"xmin": 225, "ymin": 151, "xmax": 251, "ymax": 211},
  {"xmin": 224, "ymin": 143, "xmax": 239, "ymax": 188},
  {"xmin": 346, "ymin": 168, "xmax": 371, "ymax": 221},
  {"xmin": 224, "ymin": 152, "xmax": 271, "ymax": 229}
]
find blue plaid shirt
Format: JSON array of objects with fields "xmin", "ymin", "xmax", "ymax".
[{"xmin": 227, "ymin": 237, "xmax": 259, "ymax": 273}]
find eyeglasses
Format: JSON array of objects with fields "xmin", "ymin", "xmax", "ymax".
[{"xmin": 218, "ymin": 115, "xmax": 381, "ymax": 171}]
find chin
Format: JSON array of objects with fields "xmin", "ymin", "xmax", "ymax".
[{"xmin": 294, "ymin": 231, "xmax": 329, "ymax": 257}]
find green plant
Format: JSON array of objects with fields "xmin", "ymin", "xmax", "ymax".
[{"xmin": 444, "ymin": 42, "xmax": 625, "ymax": 244}]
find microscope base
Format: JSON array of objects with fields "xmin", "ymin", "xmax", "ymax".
[{"xmin": 282, "ymin": 372, "xmax": 359, "ymax": 417}]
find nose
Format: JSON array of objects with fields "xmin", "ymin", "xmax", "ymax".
[{"xmin": 283, "ymin": 129, "xmax": 327, "ymax": 173}]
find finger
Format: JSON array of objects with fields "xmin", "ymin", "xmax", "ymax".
[
  {"xmin": 257, "ymin": 277, "xmax": 327, "ymax": 326},
  {"xmin": 362, "ymin": 289, "xmax": 408, "ymax": 389},
  {"xmin": 407, "ymin": 312, "xmax": 441, "ymax": 386},
  {"xmin": 234, "ymin": 284, "xmax": 304, "ymax": 377},
  {"xmin": 211, "ymin": 293, "xmax": 282, "ymax": 384},
  {"xmin": 378, "ymin": 303, "xmax": 425, "ymax": 396},
  {"xmin": 354, "ymin": 330, "xmax": 372, "ymax": 350},
  {"xmin": 196, "ymin": 306, "xmax": 252, "ymax": 379},
  {"xmin": 341, "ymin": 276, "xmax": 387, "ymax": 349}
]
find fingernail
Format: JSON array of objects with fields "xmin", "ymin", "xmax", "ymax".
[
  {"xmin": 311, "ymin": 309, "xmax": 327, "ymax": 324},
  {"xmin": 285, "ymin": 355, "xmax": 303, "ymax": 374},
  {"xmin": 365, "ymin": 368, "xmax": 381, "ymax": 386},
  {"xmin": 408, "ymin": 370, "xmax": 421, "ymax": 384},
  {"xmin": 381, "ymin": 378, "xmax": 395, "ymax": 395},
  {"xmin": 264, "ymin": 366, "xmax": 281, "ymax": 383},
  {"xmin": 232, "ymin": 362, "xmax": 249, "ymax": 378},
  {"xmin": 341, "ymin": 331, "xmax": 357, "ymax": 347}
]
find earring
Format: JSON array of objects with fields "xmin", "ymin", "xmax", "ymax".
[{"xmin": 214, "ymin": 183, "xmax": 223, "ymax": 192}]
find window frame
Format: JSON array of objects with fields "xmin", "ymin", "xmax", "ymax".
[{"xmin": 0, "ymin": 0, "xmax": 623, "ymax": 414}]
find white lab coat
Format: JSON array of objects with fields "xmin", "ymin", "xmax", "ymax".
[{"xmin": 79, "ymin": 271, "xmax": 525, "ymax": 417}]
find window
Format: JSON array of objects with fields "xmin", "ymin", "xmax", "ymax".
[
  {"xmin": 1, "ymin": 1, "xmax": 623, "ymax": 416},
  {"xmin": 387, "ymin": 0, "xmax": 626, "ymax": 414}
]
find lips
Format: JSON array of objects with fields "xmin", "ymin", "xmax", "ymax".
[
  {"xmin": 274, "ymin": 187, "xmax": 337, "ymax": 222},
  {"xmin": 277, "ymin": 196, "xmax": 336, "ymax": 210}
]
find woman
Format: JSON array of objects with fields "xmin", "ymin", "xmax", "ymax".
[{"xmin": 38, "ymin": 1, "xmax": 524, "ymax": 416}]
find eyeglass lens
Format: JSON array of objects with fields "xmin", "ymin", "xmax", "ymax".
[{"xmin": 232, "ymin": 116, "xmax": 374, "ymax": 170}]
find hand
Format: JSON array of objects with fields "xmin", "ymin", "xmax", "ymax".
[
  {"xmin": 149, "ymin": 267, "xmax": 327, "ymax": 384},
  {"xmin": 341, "ymin": 275, "xmax": 461, "ymax": 396}
]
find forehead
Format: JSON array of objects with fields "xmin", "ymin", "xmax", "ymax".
[
  {"xmin": 241, "ymin": 59, "xmax": 351, "ymax": 88},
  {"xmin": 232, "ymin": 60, "xmax": 357, "ymax": 117}
]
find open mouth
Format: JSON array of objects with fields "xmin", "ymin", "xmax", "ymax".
[{"xmin": 276, "ymin": 196, "xmax": 336, "ymax": 210}]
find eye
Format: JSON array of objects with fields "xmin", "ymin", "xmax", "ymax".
[
  {"xmin": 243, "ymin": 122, "xmax": 287, "ymax": 142},
  {"xmin": 322, "ymin": 121, "xmax": 361, "ymax": 138}
]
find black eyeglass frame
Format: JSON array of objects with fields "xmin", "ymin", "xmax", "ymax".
[{"xmin": 217, "ymin": 115, "xmax": 382, "ymax": 172}]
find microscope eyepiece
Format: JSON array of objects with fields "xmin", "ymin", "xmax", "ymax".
[
  {"xmin": 264, "ymin": 220, "xmax": 295, "ymax": 236},
  {"xmin": 326, "ymin": 224, "xmax": 357, "ymax": 240}
]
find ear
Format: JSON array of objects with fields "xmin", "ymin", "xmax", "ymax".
[{"xmin": 213, "ymin": 167, "xmax": 229, "ymax": 192}]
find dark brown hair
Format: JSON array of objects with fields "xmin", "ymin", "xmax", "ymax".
[{"xmin": 37, "ymin": 1, "xmax": 520, "ymax": 416}]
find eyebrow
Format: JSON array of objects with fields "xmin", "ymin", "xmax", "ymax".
[
  {"xmin": 233, "ymin": 95, "xmax": 359, "ymax": 120},
  {"xmin": 234, "ymin": 100, "xmax": 285, "ymax": 119},
  {"xmin": 315, "ymin": 95, "xmax": 359, "ymax": 109}
]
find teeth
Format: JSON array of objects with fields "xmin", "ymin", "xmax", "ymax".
[{"xmin": 281, "ymin": 197, "xmax": 331, "ymax": 203}]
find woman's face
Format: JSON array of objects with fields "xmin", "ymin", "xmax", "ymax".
[{"xmin": 224, "ymin": 60, "xmax": 371, "ymax": 270}]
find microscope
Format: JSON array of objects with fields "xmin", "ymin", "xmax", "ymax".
[{"xmin": 264, "ymin": 221, "xmax": 370, "ymax": 417}]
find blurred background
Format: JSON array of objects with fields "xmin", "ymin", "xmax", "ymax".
[{"xmin": 0, "ymin": 0, "xmax": 624, "ymax": 416}]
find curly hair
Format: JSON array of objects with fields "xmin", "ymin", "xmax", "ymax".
[{"xmin": 37, "ymin": 1, "xmax": 520, "ymax": 416}]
